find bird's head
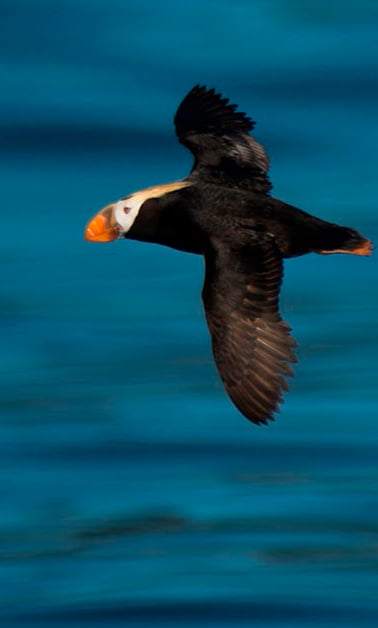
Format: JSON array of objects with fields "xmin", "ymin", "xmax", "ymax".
[
  {"xmin": 85, "ymin": 181, "xmax": 190, "ymax": 243},
  {"xmin": 84, "ymin": 192, "xmax": 148, "ymax": 242}
]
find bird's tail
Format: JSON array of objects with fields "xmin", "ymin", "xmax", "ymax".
[{"xmin": 312, "ymin": 223, "xmax": 372, "ymax": 256}]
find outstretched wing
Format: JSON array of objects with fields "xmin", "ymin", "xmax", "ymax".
[
  {"xmin": 202, "ymin": 234, "xmax": 296, "ymax": 424},
  {"xmin": 174, "ymin": 85, "xmax": 271, "ymax": 192}
]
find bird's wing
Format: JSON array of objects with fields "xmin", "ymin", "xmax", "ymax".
[
  {"xmin": 174, "ymin": 85, "xmax": 271, "ymax": 192},
  {"xmin": 202, "ymin": 234, "xmax": 296, "ymax": 424}
]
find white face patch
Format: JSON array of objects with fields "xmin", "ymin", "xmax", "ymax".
[
  {"xmin": 112, "ymin": 181, "xmax": 190, "ymax": 234},
  {"xmin": 113, "ymin": 191, "xmax": 146, "ymax": 234}
]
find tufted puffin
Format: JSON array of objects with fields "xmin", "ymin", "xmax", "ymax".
[{"xmin": 85, "ymin": 85, "xmax": 372, "ymax": 425}]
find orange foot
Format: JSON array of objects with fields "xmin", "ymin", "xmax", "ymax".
[{"xmin": 319, "ymin": 239, "xmax": 373, "ymax": 256}]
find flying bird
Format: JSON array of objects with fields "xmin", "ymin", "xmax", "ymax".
[{"xmin": 85, "ymin": 85, "xmax": 372, "ymax": 425}]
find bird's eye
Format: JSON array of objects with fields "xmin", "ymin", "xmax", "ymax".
[{"xmin": 123, "ymin": 206, "xmax": 131, "ymax": 214}]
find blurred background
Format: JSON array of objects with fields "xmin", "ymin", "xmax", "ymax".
[{"xmin": 1, "ymin": 0, "xmax": 378, "ymax": 626}]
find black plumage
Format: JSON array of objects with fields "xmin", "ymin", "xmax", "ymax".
[
  {"xmin": 174, "ymin": 85, "xmax": 271, "ymax": 193},
  {"xmin": 86, "ymin": 85, "xmax": 372, "ymax": 425}
]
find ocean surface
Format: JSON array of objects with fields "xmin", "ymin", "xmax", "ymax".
[{"xmin": 1, "ymin": 1, "xmax": 378, "ymax": 626}]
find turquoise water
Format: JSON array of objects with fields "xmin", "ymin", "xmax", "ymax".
[{"xmin": 1, "ymin": 1, "xmax": 378, "ymax": 625}]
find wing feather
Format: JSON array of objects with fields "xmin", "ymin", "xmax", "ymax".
[
  {"xmin": 174, "ymin": 85, "xmax": 272, "ymax": 193},
  {"xmin": 202, "ymin": 235, "xmax": 296, "ymax": 424}
]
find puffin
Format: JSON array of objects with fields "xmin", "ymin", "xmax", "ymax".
[{"xmin": 85, "ymin": 85, "xmax": 372, "ymax": 425}]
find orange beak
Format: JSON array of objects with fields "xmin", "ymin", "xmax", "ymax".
[{"xmin": 84, "ymin": 204, "xmax": 120, "ymax": 243}]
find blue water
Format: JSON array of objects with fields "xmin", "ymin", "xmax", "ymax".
[{"xmin": 1, "ymin": 1, "xmax": 378, "ymax": 626}]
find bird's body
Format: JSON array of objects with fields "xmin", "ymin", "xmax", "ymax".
[
  {"xmin": 85, "ymin": 86, "xmax": 372, "ymax": 425},
  {"xmin": 122, "ymin": 180, "xmax": 368, "ymax": 259}
]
